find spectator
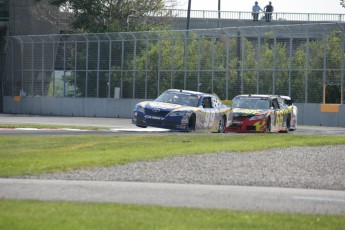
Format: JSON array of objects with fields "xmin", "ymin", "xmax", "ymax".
[
  {"xmin": 252, "ymin": 1, "xmax": 263, "ymax": 21},
  {"xmin": 264, "ymin": 1, "xmax": 274, "ymax": 22}
]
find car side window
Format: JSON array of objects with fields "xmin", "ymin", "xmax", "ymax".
[
  {"xmin": 284, "ymin": 99, "xmax": 292, "ymax": 106},
  {"xmin": 272, "ymin": 99, "xmax": 280, "ymax": 109},
  {"xmin": 277, "ymin": 98, "xmax": 285, "ymax": 108},
  {"xmin": 202, "ymin": 97, "xmax": 213, "ymax": 108}
]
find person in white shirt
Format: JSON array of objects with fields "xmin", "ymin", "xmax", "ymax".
[{"xmin": 252, "ymin": 1, "xmax": 263, "ymax": 21}]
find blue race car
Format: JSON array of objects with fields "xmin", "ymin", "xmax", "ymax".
[{"xmin": 132, "ymin": 89, "xmax": 231, "ymax": 132}]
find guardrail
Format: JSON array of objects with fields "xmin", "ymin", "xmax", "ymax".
[{"xmin": 155, "ymin": 9, "xmax": 345, "ymax": 22}]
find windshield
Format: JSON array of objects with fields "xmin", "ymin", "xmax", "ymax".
[
  {"xmin": 232, "ymin": 97, "xmax": 270, "ymax": 110},
  {"xmin": 155, "ymin": 91, "xmax": 200, "ymax": 107}
]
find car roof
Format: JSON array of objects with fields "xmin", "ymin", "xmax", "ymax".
[
  {"xmin": 165, "ymin": 89, "xmax": 216, "ymax": 98},
  {"xmin": 234, "ymin": 94, "xmax": 290, "ymax": 100}
]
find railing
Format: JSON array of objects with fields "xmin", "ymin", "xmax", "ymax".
[{"xmin": 154, "ymin": 9, "xmax": 345, "ymax": 22}]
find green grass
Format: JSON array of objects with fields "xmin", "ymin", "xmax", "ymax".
[
  {"xmin": 0, "ymin": 134, "xmax": 344, "ymax": 177},
  {"xmin": 0, "ymin": 200, "xmax": 344, "ymax": 230},
  {"xmin": 1, "ymin": 134, "xmax": 345, "ymax": 229}
]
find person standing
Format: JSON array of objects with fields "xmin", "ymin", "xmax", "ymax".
[
  {"xmin": 252, "ymin": 1, "xmax": 263, "ymax": 21},
  {"xmin": 264, "ymin": 1, "xmax": 274, "ymax": 22}
]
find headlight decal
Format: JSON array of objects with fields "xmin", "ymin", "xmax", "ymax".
[
  {"xmin": 135, "ymin": 104, "xmax": 145, "ymax": 113},
  {"xmin": 168, "ymin": 111, "xmax": 190, "ymax": 117},
  {"xmin": 249, "ymin": 113, "xmax": 266, "ymax": 121}
]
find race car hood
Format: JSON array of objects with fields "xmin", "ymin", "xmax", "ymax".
[
  {"xmin": 139, "ymin": 101, "xmax": 182, "ymax": 111},
  {"xmin": 137, "ymin": 101, "xmax": 196, "ymax": 117},
  {"xmin": 231, "ymin": 108, "xmax": 268, "ymax": 117}
]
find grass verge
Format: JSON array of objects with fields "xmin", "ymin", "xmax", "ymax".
[
  {"xmin": 1, "ymin": 134, "xmax": 344, "ymax": 229},
  {"xmin": 0, "ymin": 134, "xmax": 344, "ymax": 177},
  {"xmin": 0, "ymin": 200, "xmax": 344, "ymax": 230}
]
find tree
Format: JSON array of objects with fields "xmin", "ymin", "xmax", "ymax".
[
  {"xmin": 34, "ymin": 0, "xmax": 177, "ymax": 33},
  {"xmin": 341, "ymin": 0, "xmax": 345, "ymax": 8}
]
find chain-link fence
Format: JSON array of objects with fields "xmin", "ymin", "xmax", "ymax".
[{"xmin": 3, "ymin": 22, "xmax": 345, "ymax": 104}]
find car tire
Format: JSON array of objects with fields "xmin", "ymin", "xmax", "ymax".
[
  {"xmin": 187, "ymin": 114, "xmax": 196, "ymax": 132},
  {"xmin": 286, "ymin": 115, "xmax": 291, "ymax": 130},
  {"xmin": 266, "ymin": 117, "xmax": 271, "ymax": 133},
  {"xmin": 218, "ymin": 115, "xmax": 226, "ymax": 133},
  {"xmin": 136, "ymin": 125, "xmax": 147, "ymax": 128}
]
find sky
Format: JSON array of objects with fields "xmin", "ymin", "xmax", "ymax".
[{"xmin": 176, "ymin": 0, "xmax": 345, "ymax": 14}]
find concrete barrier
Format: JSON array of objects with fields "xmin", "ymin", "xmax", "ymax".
[
  {"xmin": 295, "ymin": 103, "xmax": 345, "ymax": 127},
  {"xmin": 3, "ymin": 96, "xmax": 345, "ymax": 127},
  {"xmin": 3, "ymin": 96, "xmax": 146, "ymax": 119}
]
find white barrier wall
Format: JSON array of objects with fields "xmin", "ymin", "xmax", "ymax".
[{"xmin": 3, "ymin": 96, "xmax": 345, "ymax": 127}]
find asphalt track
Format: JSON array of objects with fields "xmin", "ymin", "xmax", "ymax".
[
  {"xmin": 1, "ymin": 114, "xmax": 345, "ymax": 214},
  {"xmin": 1, "ymin": 113, "xmax": 345, "ymax": 135}
]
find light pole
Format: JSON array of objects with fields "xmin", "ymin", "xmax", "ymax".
[
  {"xmin": 186, "ymin": 0, "xmax": 191, "ymax": 30},
  {"xmin": 217, "ymin": 0, "xmax": 221, "ymax": 28}
]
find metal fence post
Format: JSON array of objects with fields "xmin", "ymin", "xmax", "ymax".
[
  {"xmin": 288, "ymin": 35, "xmax": 293, "ymax": 97},
  {"xmin": 305, "ymin": 33, "xmax": 310, "ymax": 103},
  {"xmin": 106, "ymin": 33, "xmax": 112, "ymax": 99},
  {"xmin": 253, "ymin": 27, "xmax": 261, "ymax": 94},
  {"xmin": 96, "ymin": 35, "xmax": 101, "ymax": 98},
  {"xmin": 131, "ymin": 34, "xmax": 137, "ymax": 99},
  {"xmin": 83, "ymin": 35, "xmax": 89, "ymax": 98},
  {"xmin": 74, "ymin": 40, "xmax": 77, "ymax": 97},
  {"xmin": 41, "ymin": 38, "xmax": 45, "ymax": 96},
  {"xmin": 211, "ymin": 33, "xmax": 215, "ymax": 93},
  {"xmin": 225, "ymin": 33, "xmax": 230, "ymax": 100},
  {"xmin": 31, "ymin": 39, "xmax": 35, "ymax": 96},
  {"xmin": 272, "ymin": 31, "xmax": 277, "ymax": 95},
  {"xmin": 63, "ymin": 39, "xmax": 66, "ymax": 97},
  {"xmin": 120, "ymin": 35, "xmax": 124, "ymax": 99},
  {"xmin": 337, "ymin": 23, "xmax": 345, "ymax": 104},
  {"xmin": 197, "ymin": 34, "xmax": 201, "ymax": 92},
  {"xmin": 143, "ymin": 32, "xmax": 149, "ymax": 99},
  {"xmin": 157, "ymin": 38, "xmax": 161, "ymax": 96},
  {"xmin": 169, "ymin": 32, "xmax": 175, "ymax": 90},
  {"xmin": 240, "ymin": 29, "xmax": 245, "ymax": 94},
  {"xmin": 322, "ymin": 32, "xmax": 327, "ymax": 104}
]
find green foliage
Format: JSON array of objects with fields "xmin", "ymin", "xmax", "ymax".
[{"xmin": 35, "ymin": 0, "xmax": 173, "ymax": 33}]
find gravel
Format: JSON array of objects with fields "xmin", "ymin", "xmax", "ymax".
[{"xmin": 17, "ymin": 145, "xmax": 345, "ymax": 190}]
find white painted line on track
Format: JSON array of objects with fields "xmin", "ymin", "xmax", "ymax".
[
  {"xmin": 0, "ymin": 128, "xmax": 87, "ymax": 131},
  {"xmin": 111, "ymin": 128, "xmax": 171, "ymax": 132},
  {"xmin": 293, "ymin": 196, "xmax": 345, "ymax": 203}
]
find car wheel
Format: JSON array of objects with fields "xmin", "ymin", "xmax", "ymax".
[
  {"xmin": 266, "ymin": 117, "xmax": 271, "ymax": 133},
  {"xmin": 288, "ymin": 116, "xmax": 295, "ymax": 131},
  {"xmin": 218, "ymin": 115, "xmax": 226, "ymax": 133},
  {"xmin": 187, "ymin": 114, "xmax": 196, "ymax": 132},
  {"xmin": 286, "ymin": 115, "xmax": 291, "ymax": 130},
  {"xmin": 136, "ymin": 125, "xmax": 147, "ymax": 128}
]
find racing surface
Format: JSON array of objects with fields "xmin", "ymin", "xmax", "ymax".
[
  {"xmin": 1, "ymin": 114, "xmax": 345, "ymax": 214},
  {"xmin": 1, "ymin": 113, "xmax": 345, "ymax": 135}
]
